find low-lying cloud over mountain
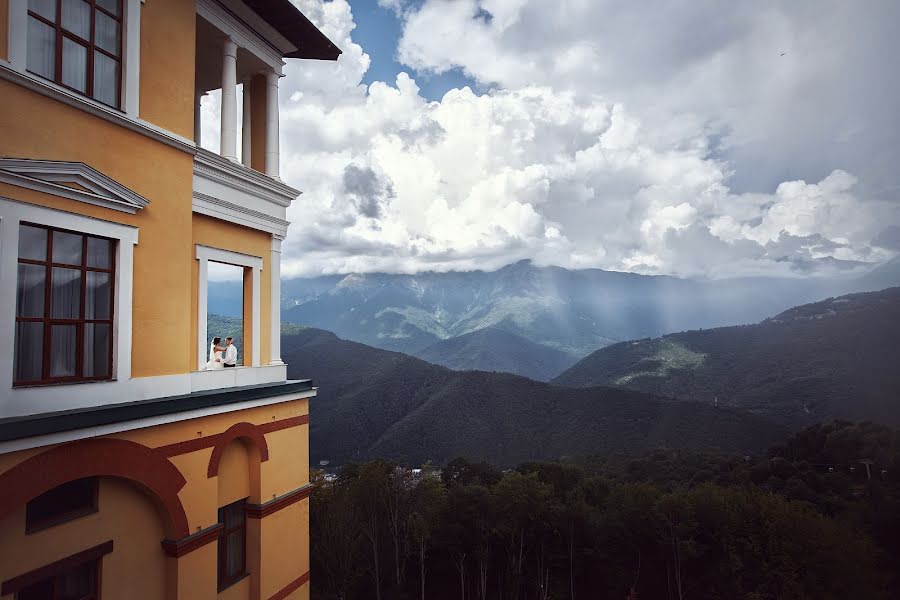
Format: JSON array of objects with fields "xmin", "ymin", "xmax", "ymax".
[{"xmin": 202, "ymin": 0, "xmax": 900, "ymax": 279}]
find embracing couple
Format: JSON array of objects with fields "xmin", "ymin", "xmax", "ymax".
[{"xmin": 205, "ymin": 336, "xmax": 238, "ymax": 370}]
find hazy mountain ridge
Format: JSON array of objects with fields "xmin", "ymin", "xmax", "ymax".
[
  {"xmin": 209, "ymin": 258, "xmax": 898, "ymax": 378},
  {"xmin": 553, "ymin": 287, "xmax": 900, "ymax": 428},
  {"xmin": 282, "ymin": 327, "xmax": 787, "ymax": 467},
  {"xmin": 413, "ymin": 327, "xmax": 579, "ymax": 381}
]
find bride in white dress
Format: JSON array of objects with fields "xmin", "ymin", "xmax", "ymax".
[{"xmin": 205, "ymin": 337, "xmax": 225, "ymax": 370}]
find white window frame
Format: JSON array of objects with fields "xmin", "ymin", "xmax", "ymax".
[
  {"xmin": 0, "ymin": 198, "xmax": 137, "ymax": 393},
  {"xmin": 5, "ymin": 0, "xmax": 142, "ymax": 116},
  {"xmin": 195, "ymin": 244, "xmax": 262, "ymax": 371}
]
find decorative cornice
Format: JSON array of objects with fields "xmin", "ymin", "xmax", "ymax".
[
  {"xmin": 161, "ymin": 524, "xmax": 223, "ymax": 558},
  {"xmin": 193, "ymin": 148, "xmax": 300, "ymax": 207},
  {"xmin": 193, "ymin": 192, "xmax": 290, "ymax": 238},
  {"xmin": 0, "ymin": 64, "xmax": 196, "ymax": 155},
  {"xmin": 246, "ymin": 483, "xmax": 313, "ymax": 519},
  {"xmin": 196, "ymin": 0, "xmax": 286, "ymax": 70},
  {"xmin": 0, "ymin": 158, "xmax": 150, "ymax": 213}
]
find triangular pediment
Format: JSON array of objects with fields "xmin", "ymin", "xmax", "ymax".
[{"xmin": 0, "ymin": 158, "xmax": 150, "ymax": 214}]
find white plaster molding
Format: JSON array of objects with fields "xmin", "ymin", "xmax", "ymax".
[
  {"xmin": 123, "ymin": 0, "xmax": 142, "ymax": 117},
  {"xmin": 196, "ymin": 0, "xmax": 285, "ymax": 71},
  {"xmin": 0, "ymin": 66, "xmax": 197, "ymax": 155},
  {"xmin": 0, "ymin": 378, "xmax": 311, "ymax": 453},
  {"xmin": 192, "ymin": 192, "xmax": 289, "ymax": 238},
  {"xmin": 8, "ymin": 0, "xmax": 27, "ymax": 70},
  {"xmin": 195, "ymin": 244, "xmax": 263, "ymax": 369},
  {"xmin": 0, "ymin": 158, "xmax": 150, "ymax": 213},
  {"xmin": 269, "ymin": 236, "xmax": 283, "ymax": 365},
  {"xmin": 0, "ymin": 198, "xmax": 138, "ymax": 408},
  {"xmin": 193, "ymin": 148, "xmax": 298, "ymax": 206},
  {"xmin": 195, "ymin": 244, "xmax": 263, "ymax": 269}
]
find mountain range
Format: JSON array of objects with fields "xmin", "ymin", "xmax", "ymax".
[
  {"xmin": 553, "ymin": 287, "xmax": 900, "ymax": 428},
  {"xmin": 211, "ymin": 257, "xmax": 899, "ymax": 379},
  {"xmin": 282, "ymin": 327, "xmax": 786, "ymax": 467}
]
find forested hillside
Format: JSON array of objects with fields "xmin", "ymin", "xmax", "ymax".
[
  {"xmin": 554, "ymin": 287, "xmax": 900, "ymax": 428},
  {"xmin": 282, "ymin": 328, "xmax": 785, "ymax": 467},
  {"xmin": 311, "ymin": 421, "xmax": 900, "ymax": 600},
  {"xmin": 413, "ymin": 327, "xmax": 578, "ymax": 381}
]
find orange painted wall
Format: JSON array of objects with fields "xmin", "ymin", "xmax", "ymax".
[
  {"xmin": 0, "ymin": 80, "xmax": 195, "ymax": 377},
  {"xmin": 0, "ymin": 397, "xmax": 310, "ymax": 599},
  {"xmin": 248, "ymin": 75, "xmax": 268, "ymax": 173},
  {"xmin": 0, "ymin": 0, "xmax": 8, "ymax": 61},
  {"xmin": 191, "ymin": 212, "xmax": 272, "ymax": 367},
  {"xmin": 138, "ymin": 0, "xmax": 195, "ymax": 138},
  {"xmin": 0, "ymin": 478, "xmax": 168, "ymax": 600}
]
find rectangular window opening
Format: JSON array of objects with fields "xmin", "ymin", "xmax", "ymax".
[
  {"xmin": 14, "ymin": 223, "xmax": 116, "ymax": 387},
  {"xmin": 26, "ymin": 0, "xmax": 124, "ymax": 108},
  {"xmin": 217, "ymin": 498, "xmax": 247, "ymax": 590},
  {"xmin": 204, "ymin": 261, "xmax": 244, "ymax": 369}
]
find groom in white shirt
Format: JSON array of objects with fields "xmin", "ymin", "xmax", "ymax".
[{"xmin": 223, "ymin": 337, "xmax": 238, "ymax": 368}]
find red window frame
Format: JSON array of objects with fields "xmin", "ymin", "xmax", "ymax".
[
  {"xmin": 1, "ymin": 541, "xmax": 110, "ymax": 600},
  {"xmin": 217, "ymin": 499, "xmax": 248, "ymax": 591},
  {"xmin": 15, "ymin": 223, "xmax": 116, "ymax": 387},
  {"xmin": 26, "ymin": 0, "xmax": 124, "ymax": 108}
]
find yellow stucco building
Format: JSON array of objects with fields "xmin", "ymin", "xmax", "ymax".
[{"xmin": 0, "ymin": 0, "xmax": 339, "ymax": 597}]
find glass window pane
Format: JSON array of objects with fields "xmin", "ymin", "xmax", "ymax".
[
  {"xmin": 61, "ymin": 38, "xmax": 89, "ymax": 93},
  {"xmin": 96, "ymin": 0, "xmax": 119, "ymax": 16},
  {"xmin": 95, "ymin": 11, "xmax": 120, "ymax": 54},
  {"xmin": 14, "ymin": 322, "xmax": 44, "ymax": 382},
  {"xmin": 17, "ymin": 578, "xmax": 54, "ymax": 600},
  {"xmin": 27, "ymin": 16, "xmax": 56, "ymax": 80},
  {"xmin": 19, "ymin": 224, "xmax": 48, "ymax": 261},
  {"xmin": 50, "ymin": 324, "xmax": 77, "ymax": 377},
  {"xmin": 28, "ymin": 0, "xmax": 56, "ymax": 20},
  {"xmin": 17, "ymin": 264, "xmax": 47, "ymax": 318},
  {"xmin": 84, "ymin": 323, "xmax": 110, "ymax": 377},
  {"xmin": 52, "ymin": 230, "xmax": 83, "ymax": 265},
  {"xmin": 87, "ymin": 237, "xmax": 112, "ymax": 268},
  {"xmin": 226, "ymin": 530, "xmax": 244, "ymax": 576},
  {"xmin": 85, "ymin": 271, "xmax": 111, "ymax": 319},
  {"xmin": 57, "ymin": 560, "xmax": 97, "ymax": 600},
  {"xmin": 61, "ymin": 0, "xmax": 90, "ymax": 39},
  {"xmin": 51, "ymin": 267, "xmax": 82, "ymax": 319},
  {"xmin": 92, "ymin": 51, "xmax": 119, "ymax": 108}
]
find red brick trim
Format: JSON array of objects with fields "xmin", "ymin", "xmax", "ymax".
[
  {"xmin": 0, "ymin": 438, "xmax": 190, "ymax": 538},
  {"xmin": 154, "ymin": 414, "xmax": 309, "ymax": 459},
  {"xmin": 206, "ymin": 422, "xmax": 271, "ymax": 478},
  {"xmin": 265, "ymin": 571, "xmax": 310, "ymax": 600},
  {"xmin": 1, "ymin": 540, "xmax": 113, "ymax": 595},
  {"xmin": 161, "ymin": 523, "xmax": 223, "ymax": 558},
  {"xmin": 257, "ymin": 414, "xmax": 309, "ymax": 434},
  {"xmin": 246, "ymin": 483, "xmax": 313, "ymax": 519}
]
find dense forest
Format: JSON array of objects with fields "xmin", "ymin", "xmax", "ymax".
[
  {"xmin": 310, "ymin": 421, "xmax": 900, "ymax": 600},
  {"xmin": 554, "ymin": 287, "xmax": 900, "ymax": 428}
]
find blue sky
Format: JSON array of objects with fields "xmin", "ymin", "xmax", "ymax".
[{"xmin": 348, "ymin": 0, "xmax": 480, "ymax": 101}]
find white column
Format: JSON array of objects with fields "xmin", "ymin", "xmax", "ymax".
[
  {"xmin": 241, "ymin": 81, "xmax": 252, "ymax": 167},
  {"xmin": 197, "ymin": 258, "xmax": 208, "ymax": 371},
  {"xmin": 264, "ymin": 70, "xmax": 280, "ymax": 178},
  {"xmin": 123, "ymin": 0, "xmax": 141, "ymax": 117},
  {"xmin": 220, "ymin": 38, "xmax": 238, "ymax": 161},
  {"xmin": 269, "ymin": 236, "xmax": 283, "ymax": 365},
  {"xmin": 194, "ymin": 93, "xmax": 204, "ymax": 146},
  {"xmin": 251, "ymin": 266, "xmax": 261, "ymax": 367}
]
